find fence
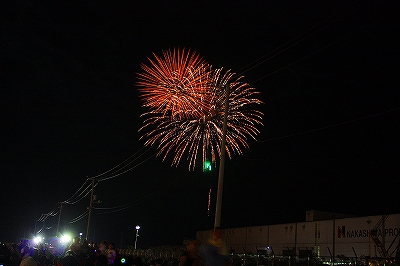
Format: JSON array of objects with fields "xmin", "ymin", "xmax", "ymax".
[
  {"xmin": 117, "ymin": 248, "xmax": 391, "ymax": 266},
  {"xmin": 230, "ymin": 253, "xmax": 391, "ymax": 266},
  {"xmin": 118, "ymin": 246, "xmax": 185, "ymax": 265}
]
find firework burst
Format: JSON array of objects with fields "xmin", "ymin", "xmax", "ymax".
[
  {"xmin": 137, "ymin": 48, "xmax": 263, "ymax": 170},
  {"xmin": 137, "ymin": 48, "xmax": 213, "ymax": 120}
]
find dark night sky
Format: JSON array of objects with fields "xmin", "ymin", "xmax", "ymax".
[{"xmin": 1, "ymin": 1, "xmax": 399, "ymax": 248}]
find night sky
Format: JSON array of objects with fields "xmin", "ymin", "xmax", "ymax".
[{"xmin": 1, "ymin": 1, "xmax": 399, "ymax": 248}]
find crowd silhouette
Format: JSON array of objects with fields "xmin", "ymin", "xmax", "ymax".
[{"xmin": 0, "ymin": 238, "xmax": 198, "ymax": 266}]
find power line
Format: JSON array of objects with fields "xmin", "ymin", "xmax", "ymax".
[
  {"xmin": 63, "ymin": 181, "xmax": 94, "ymax": 205},
  {"xmin": 253, "ymin": 107, "xmax": 399, "ymax": 144},
  {"xmin": 36, "ymin": 148, "xmax": 156, "ymax": 229},
  {"xmin": 236, "ymin": 0, "xmax": 359, "ymax": 77},
  {"xmin": 94, "ymin": 171, "xmax": 191, "ymax": 214},
  {"xmin": 249, "ymin": 3, "xmax": 395, "ymax": 84},
  {"xmin": 92, "ymin": 146, "xmax": 152, "ymax": 180},
  {"xmin": 67, "ymin": 210, "xmax": 89, "ymax": 224},
  {"xmin": 98, "ymin": 151, "xmax": 156, "ymax": 182}
]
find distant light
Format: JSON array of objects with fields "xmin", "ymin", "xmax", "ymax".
[
  {"xmin": 204, "ymin": 161, "xmax": 212, "ymax": 171},
  {"xmin": 33, "ymin": 236, "xmax": 42, "ymax": 244},
  {"xmin": 136, "ymin": 225, "xmax": 140, "ymax": 230},
  {"xmin": 121, "ymin": 258, "xmax": 126, "ymax": 264},
  {"xmin": 60, "ymin": 235, "xmax": 71, "ymax": 243}
]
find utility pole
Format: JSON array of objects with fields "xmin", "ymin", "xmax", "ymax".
[
  {"xmin": 86, "ymin": 178, "xmax": 95, "ymax": 240},
  {"xmin": 86, "ymin": 178, "xmax": 101, "ymax": 241},
  {"xmin": 214, "ymin": 83, "xmax": 230, "ymax": 228},
  {"xmin": 56, "ymin": 202, "xmax": 63, "ymax": 236}
]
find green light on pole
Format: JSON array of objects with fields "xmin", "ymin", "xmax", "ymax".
[{"xmin": 204, "ymin": 161, "xmax": 212, "ymax": 171}]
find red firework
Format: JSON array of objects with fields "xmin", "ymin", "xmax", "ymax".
[
  {"xmin": 137, "ymin": 49, "xmax": 263, "ymax": 170},
  {"xmin": 137, "ymin": 48, "xmax": 213, "ymax": 121}
]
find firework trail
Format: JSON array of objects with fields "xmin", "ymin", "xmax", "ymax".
[{"xmin": 137, "ymin": 48, "xmax": 263, "ymax": 170}]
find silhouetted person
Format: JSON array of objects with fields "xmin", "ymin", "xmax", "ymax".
[
  {"xmin": 198, "ymin": 228, "xmax": 230, "ymax": 266},
  {"xmin": 94, "ymin": 250, "xmax": 108, "ymax": 266},
  {"xmin": 105, "ymin": 242, "xmax": 116, "ymax": 266},
  {"xmin": 98, "ymin": 241, "xmax": 107, "ymax": 255},
  {"xmin": 19, "ymin": 247, "xmax": 37, "ymax": 266},
  {"xmin": 179, "ymin": 240, "xmax": 203, "ymax": 266}
]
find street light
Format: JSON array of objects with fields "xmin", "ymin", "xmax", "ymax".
[{"xmin": 134, "ymin": 225, "xmax": 140, "ymax": 249}]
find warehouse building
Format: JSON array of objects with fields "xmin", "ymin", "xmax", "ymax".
[{"xmin": 196, "ymin": 211, "xmax": 400, "ymax": 262}]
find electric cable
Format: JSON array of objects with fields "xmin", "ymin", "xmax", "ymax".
[
  {"xmin": 93, "ymin": 171, "xmax": 191, "ymax": 214},
  {"xmin": 67, "ymin": 210, "xmax": 89, "ymax": 224},
  {"xmin": 62, "ymin": 179, "xmax": 92, "ymax": 204},
  {"xmin": 63, "ymin": 182, "xmax": 97, "ymax": 205},
  {"xmin": 36, "ymin": 208, "xmax": 59, "ymax": 222},
  {"xmin": 92, "ymin": 146, "xmax": 151, "ymax": 180},
  {"xmin": 249, "ymin": 3, "xmax": 395, "ymax": 84},
  {"xmin": 236, "ymin": 0, "xmax": 359, "ymax": 77},
  {"xmin": 98, "ymin": 152, "xmax": 156, "ymax": 182},
  {"xmin": 253, "ymin": 107, "xmax": 400, "ymax": 144}
]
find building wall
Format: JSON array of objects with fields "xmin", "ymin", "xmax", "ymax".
[
  {"xmin": 268, "ymin": 223, "xmax": 297, "ymax": 255},
  {"xmin": 296, "ymin": 221, "xmax": 326, "ymax": 257},
  {"xmin": 196, "ymin": 213, "xmax": 400, "ymax": 258},
  {"xmin": 246, "ymin": 226, "xmax": 269, "ymax": 253},
  {"xmin": 226, "ymin": 227, "xmax": 247, "ymax": 254}
]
